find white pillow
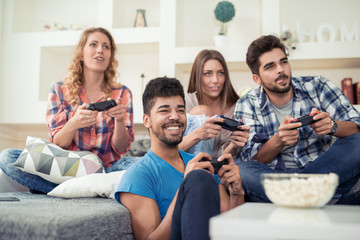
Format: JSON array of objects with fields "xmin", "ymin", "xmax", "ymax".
[
  {"xmin": 13, "ymin": 136, "xmax": 105, "ymax": 184},
  {"xmin": 47, "ymin": 171, "xmax": 126, "ymax": 199}
]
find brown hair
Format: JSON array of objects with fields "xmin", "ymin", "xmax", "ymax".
[
  {"xmin": 64, "ymin": 27, "xmax": 121, "ymax": 107},
  {"xmin": 246, "ymin": 35, "xmax": 287, "ymax": 75},
  {"xmin": 187, "ymin": 49, "xmax": 239, "ymax": 110}
]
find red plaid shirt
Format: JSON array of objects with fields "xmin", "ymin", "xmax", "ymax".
[{"xmin": 46, "ymin": 82, "xmax": 134, "ymax": 168}]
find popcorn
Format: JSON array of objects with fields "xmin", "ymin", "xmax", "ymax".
[{"xmin": 262, "ymin": 173, "xmax": 339, "ymax": 208}]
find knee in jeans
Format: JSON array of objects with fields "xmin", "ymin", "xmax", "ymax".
[
  {"xmin": 184, "ymin": 169, "xmax": 218, "ymax": 191},
  {"xmin": 0, "ymin": 149, "xmax": 12, "ymax": 166},
  {"xmin": 0, "ymin": 149, "xmax": 20, "ymax": 166}
]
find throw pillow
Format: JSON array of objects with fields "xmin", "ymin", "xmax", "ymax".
[
  {"xmin": 47, "ymin": 171, "xmax": 126, "ymax": 198},
  {"xmin": 13, "ymin": 136, "xmax": 105, "ymax": 184}
]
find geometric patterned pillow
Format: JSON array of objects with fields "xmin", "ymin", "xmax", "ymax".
[{"xmin": 13, "ymin": 136, "xmax": 105, "ymax": 184}]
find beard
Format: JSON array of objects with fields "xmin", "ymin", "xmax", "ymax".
[
  {"xmin": 260, "ymin": 73, "xmax": 292, "ymax": 94},
  {"xmin": 152, "ymin": 121, "xmax": 185, "ymax": 147}
]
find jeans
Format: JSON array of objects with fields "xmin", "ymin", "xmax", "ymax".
[
  {"xmin": 184, "ymin": 114, "xmax": 214, "ymax": 156},
  {"xmin": 171, "ymin": 169, "xmax": 220, "ymax": 240},
  {"xmin": 0, "ymin": 149, "xmax": 141, "ymax": 194},
  {"xmin": 0, "ymin": 149, "xmax": 57, "ymax": 193},
  {"xmin": 238, "ymin": 132, "xmax": 360, "ymax": 203}
]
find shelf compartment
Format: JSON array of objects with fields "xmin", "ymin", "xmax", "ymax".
[
  {"xmin": 12, "ymin": 0, "xmax": 99, "ymax": 33},
  {"xmin": 175, "ymin": 0, "xmax": 262, "ymax": 47},
  {"xmin": 112, "ymin": 0, "xmax": 160, "ymax": 29}
]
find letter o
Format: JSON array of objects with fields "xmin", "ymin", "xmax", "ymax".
[{"xmin": 316, "ymin": 23, "xmax": 336, "ymax": 42}]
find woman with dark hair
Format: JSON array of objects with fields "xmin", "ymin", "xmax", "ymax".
[{"xmin": 180, "ymin": 49, "xmax": 249, "ymax": 159}]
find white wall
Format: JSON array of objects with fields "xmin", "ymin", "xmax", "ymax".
[
  {"xmin": 0, "ymin": 0, "xmax": 3, "ymax": 115},
  {"xmin": 0, "ymin": 0, "xmax": 2, "ymax": 46}
]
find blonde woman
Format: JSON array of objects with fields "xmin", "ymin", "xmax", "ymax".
[
  {"xmin": 0, "ymin": 27, "xmax": 134, "ymax": 194},
  {"xmin": 46, "ymin": 27, "xmax": 134, "ymax": 168}
]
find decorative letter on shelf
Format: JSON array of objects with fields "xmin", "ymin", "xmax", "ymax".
[
  {"xmin": 297, "ymin": 21, "xmax": 315, "ymax": 42},
  {"xmin": 340, "ymin": 21, "xmax": 359, "ymax": 42},
  {"xmin": 297, "ymin": 21, "xmax": 359, "ymax": 43},
  {"xmin": 316, "ymin": 23, "xmax": 336, "ymax": 42}
]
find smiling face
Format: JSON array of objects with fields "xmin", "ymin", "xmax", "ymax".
[
  {"xmin": 201, "ymin": 59, "xmax": 225, "ymax": 101},
  {"xmin": 144, "ymin": 96, "xmax": 186, "ymax": 147},
  {"xmin": 81, "ymin": 31, "xmax": 111, "ymax": 73},
  {"xmin": 254, "ymin": 48, "xmax": 292, "ymax": 95}
]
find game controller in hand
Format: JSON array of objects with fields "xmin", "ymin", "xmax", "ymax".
[
  {"xmin": 199, "ymin": 157, "xmax": 229, "ymax": 174},
  {"xmin": 214, "ymin": 115, "xmax": 244, "ymax": 131},
  {"xmin": 286, "ymin": 112, "xmax": 319, "ymax": 126},
  {"xmin": 86, "ymin": 100, "xmax": 117, "ymax": 111}
]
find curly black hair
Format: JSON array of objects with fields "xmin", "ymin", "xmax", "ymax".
[{"xmin": 142, "ymin": 77, "xmax": 185, "ymax": 115}]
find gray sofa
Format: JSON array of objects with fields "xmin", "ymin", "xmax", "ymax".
[
  {"xmin": 0, "ymin": 138, "xmax": 151, "ymax": 240},
  {"xmin": 0, "ymin": 192, "xmax": 133, "ymax": 240}
]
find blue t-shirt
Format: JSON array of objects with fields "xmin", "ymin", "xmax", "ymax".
[{"xmin": 115, "ymin": 150, "xmax": 220, "ymax": 220}]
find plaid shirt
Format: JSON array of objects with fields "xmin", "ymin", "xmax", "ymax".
[
  {"xmin": 234, "ymin": 76, "xmax": 360, "ymax": 169},
  {"xmin": 46, "ymin": 81, "xmax": 134, "ymax": 168}
]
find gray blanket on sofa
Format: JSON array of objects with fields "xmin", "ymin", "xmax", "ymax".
[{"xmin": 0, "ymin": 192, "xmax": 133, "ymax": 240}]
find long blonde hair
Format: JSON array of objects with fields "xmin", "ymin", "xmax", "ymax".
[{"xmin": 64, "ymin": 27, "xmax": 121, "ymax": 107}]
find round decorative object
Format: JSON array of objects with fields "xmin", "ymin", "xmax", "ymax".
[
  {"xmin": 214, "ymin": 1, "xmax": 235, "ymax": 35},
  {"xmin": 214, "ymin": 1, "xmax": 235, "ymax": 23}
]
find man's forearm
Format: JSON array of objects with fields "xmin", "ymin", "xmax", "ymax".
[
  {"xmin": 253, "ymin": 133, "xmax": 284, "ymax": 164},
  {"xmin": 334, "ymin": 121, "xmax": 360, "ymax": 138},
  {"xmin": 146, "ymin": 191, "xmax": 179, "ymax": 240},
  {"xmin": 229, "ymin": 191, "xmax": 245, "ymax": 209}
]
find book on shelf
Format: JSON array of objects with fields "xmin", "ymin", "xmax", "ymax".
[
  {"xmin": 353, "ymin": 82, "xmax": 360, "ymax": 105},
  {"xmin": 341, "ymin": 78, "xmax": 355, "ymax": 104}
]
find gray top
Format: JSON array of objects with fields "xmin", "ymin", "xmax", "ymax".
[{"xmin": 270, "ymin": 99, "xmax": 298, "ymax": 168}]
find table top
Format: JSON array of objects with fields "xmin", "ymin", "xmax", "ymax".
[{"xmin": 210, "ymin": 203, "xmax": 360, "ymax": 240}]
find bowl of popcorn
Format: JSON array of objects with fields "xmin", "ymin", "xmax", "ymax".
[{"xmin": 261, "ymin": 173, "xmax": 339, "ymax": 208}]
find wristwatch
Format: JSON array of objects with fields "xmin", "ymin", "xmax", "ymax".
[{"xmin": 329, "ymin": 118, "xmax": 338, "ymax": 135}]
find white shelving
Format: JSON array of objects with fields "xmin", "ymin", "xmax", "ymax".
[
  {"xmin": 0, "ymin": 0, "xmax": 162, "ymax": 124},
  {"xmin": 0, "ymin": 0, "xmax": 359, "ymax": 126}
]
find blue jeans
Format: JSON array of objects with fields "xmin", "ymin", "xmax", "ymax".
[
  {"xmin": 0, "ymin": 149, "xmax": 57, "ymax": 193},
  {"xmin": 0, "ymin": 148, "xmax": 141, "ymax": 194},
  {"xmin": 238, "ymin": 133, "xmax": 360, "ymax": 203},
  {"xmin": 184, "ymin": 114, "xmax": 214, "ymax": 156},
  {"xmin": 171, "ymin": 169, "xmax": 220, "ymax": 240}
]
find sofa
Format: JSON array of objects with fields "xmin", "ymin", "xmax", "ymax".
[
  {"xmin": 0, "ymin": 138, "xmax": 151, "ymax": 240},
  {"xmin": 0, "ymin": 192, "xmax": 133, "ymax": 240}
]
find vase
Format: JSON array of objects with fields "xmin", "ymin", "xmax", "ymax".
[
  {"xmin": 134, "ymin": 9, "xmax": 147, "ymax": 27},
  {"xmin": 213, "ymin": 35, "xmax": 228, "ymax": 46}
]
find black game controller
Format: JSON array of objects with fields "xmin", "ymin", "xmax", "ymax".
[
  {"xmin": 286, "ymin": 112, "xmax": 319, "ymax": 126},
  {"xmin": 199, "ymin": 157, "xmax": 229, "ymax": 174},
  {"xmin": 214, "ymin": 115, "xmax": 244, "ymax": 131},
  {"xmin": 86, "ymin": 100, "xmax": 117, "ymax": 111}
]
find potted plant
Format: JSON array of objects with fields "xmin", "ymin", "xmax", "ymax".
[{"xmin": 213, "ymin": 1, "xmax": 235, "ymax": 46}]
